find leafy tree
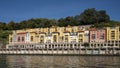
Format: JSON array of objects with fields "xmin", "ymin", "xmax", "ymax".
[
  {"xmin": 58, "ymin": 18, "xmax": 68, "ymax": 27},
  {"xmin": 80, "ymin": 8, "xmax": 110, "ymax": 24},
  {"xmin": 19, "ymin": 20, "xmax": 27, "ymax": 29},
  {"xmin": 6, "ymin": 21, "xmax": 15, "ymax": 30},
  {"xmin": 98, "ymin": 10, "xmax": 110, "ymax": 22},
  {"xmin": 0, "ymin": 22, "xmax": 6, "ymax": 30},
  {"xmin": 57, "ymin": 16, "xmax": 81, "ymax": 26},
  {"xmin": 27, "ymin": 19, "xmax": 37, "ymax": 28}
]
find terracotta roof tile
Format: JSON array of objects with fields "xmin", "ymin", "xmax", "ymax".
[{"xmin": 17, "ymin": 32, "xmax": 26, "ymax": 34}]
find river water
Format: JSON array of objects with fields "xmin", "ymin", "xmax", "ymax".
[{"xmin": 0, "ymin": 55, "xmax": 120, "ymax": 68}]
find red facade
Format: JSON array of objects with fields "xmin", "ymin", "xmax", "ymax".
[
  {"xmin": 89, "ymin": 28, "xmax": 106, "ymax": 42},
  {"xmin": 16, "ymin": 32, "xmax": 26, "ymax": 44}
]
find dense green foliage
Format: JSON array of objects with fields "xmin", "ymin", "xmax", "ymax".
[
  {"xmin": 80, "ymin": 8, "xmax": 110, "ymax": 24},
  {"xmin": 0, "ymin": 8, "xmax": 119, "ymax": 30}
]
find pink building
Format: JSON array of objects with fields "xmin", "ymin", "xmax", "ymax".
[
  {"xmin": 16, "ymin": 32, "xmax": 26, "ymax": 44},
  {"xmin": 89, "ymin": 28, "xmax": 106, "ymax": 43}
]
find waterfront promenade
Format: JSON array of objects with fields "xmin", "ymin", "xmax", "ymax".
[
  {"xmin": 2, "ymin": 42, "xmax": 120, "ymax": 55},
  {"xmin": 0, "ymin": 48, "xmax": 120, "ymax": 55}
]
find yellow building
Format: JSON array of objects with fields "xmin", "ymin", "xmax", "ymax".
[
  {"xmin": 106, "ymin": 27, "xmax": 119, "ymax": 41},
  {"xmin": 78, "ymin": 31, "xmax": 84, "ymax": 42},
  {"xmin": 9, "ymin": 34, "xmax": 13, "ymax": 44}
]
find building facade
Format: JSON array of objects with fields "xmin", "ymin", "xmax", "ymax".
[
  {"xmin": 106, "ymin": 27, "xmax": 119, "ymax": 41},
  {"xmin": 8, "ymin": 25, "xmax": 91, "ymax": 44},
  {"xmin": 89, "ymin": 28, "xmax": 106, "ymax": 43},
  {"xmin": 7, "ymin": 25, "xmax": 120, "ymax": 49}
]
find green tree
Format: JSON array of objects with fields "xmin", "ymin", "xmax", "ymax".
[
  {"xmin": 27, "ymin": 19, "xmax": 37, "ymax": 28},
  {"xmin": 6, "ymin": 21, "xmax": 15, "ymax": 30},
  {"xmin": 98, "ymin": 10, "xmax": 110, "ymax": 22},
  {"xmin": 80, "ymin": 8, "xmax": 110, "ymax": 24},
  {"xmin": 58, "ymin": 18, "xmax": 68, "ymax": 27},
  {"xmin": 0, "ymin": 22, "xmax": 6, "ymax": 30},
  {"xmin": 19, "ymin": 20, "xmax": 27, "ymax": 29}
]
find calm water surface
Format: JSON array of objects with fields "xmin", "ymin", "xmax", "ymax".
[{"xmin": 0, "ymin": 55, "xmax": 120, "ymax": 68}]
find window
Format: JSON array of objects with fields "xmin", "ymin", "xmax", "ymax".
[
  {"xmin": 13, "ymin": 35, "xmax": 16, "ymax": 42},
  {"xmin": 72, "ymin": 28, "xmax": 74, "ymax": 32},
  {"xmin": 47, "ymin": 40, "xmax": 51, "ymax": 43},
  {"xmin": 55, "ymin": 28, "xmax": 57, "ymax": 31},
  {"xmin": 22, "ymin": 37, "xmax": 24, "ymax": 42},
  {"xmin": 53, "ymin": 35, "xmax": 57, "ymax": 43},
  {"xmin": 79, "ymin": 39, "xmax": 83, "ymax": 42},
  {"xmin": 84, "ymin": 33, "xmax": 88, "ymax": 36},
  {"xmin": 18, "ymin": 37, "xmax": 20, "ymax": 42},
  {"xmin": 31, "ymin": 36, "xmax": 33, "ymax": 42},
  {"xmin": 64, "ymin": 28, "xmax": 66, "ymax": 31},
  {"xmin": 92, "ymin": 34, "xmax": 95, "ymax": 39},
  {"xmin": 100, "ymin": 34, "xmax": 104, "ymax": 39},
  {"xmin": 48, "ymin": 28, "xmax": 50, "ymax": 33},
  {"xmin": 111, "ymin": 31, "xmax": 115, "ymax": 39},
  {"xmin": 10, "ymin": 38, "xmax": 12, "ymax": 42},
  {"xmin": 65, "ymin": 35, "xmax": 68, "ymax": 42},
  {"xmin": 79, "ymin": 34, "xmax": 83, "ymax": 37},
  {"xmin": 78, "ymin": 34, "xmax": 83, "ymax": 42},
  {"xmin": 40, "ymin": 35, "xmax": 44, "ymax": 43}
]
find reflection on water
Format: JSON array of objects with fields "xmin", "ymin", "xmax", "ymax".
[{"xmin": 0, "ymin": 55, "xmax": 120, "ymax": 68}]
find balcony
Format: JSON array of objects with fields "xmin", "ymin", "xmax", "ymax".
[{"xmin": 70, "ymin": 32, "xmax": 77, "ymax": 36}]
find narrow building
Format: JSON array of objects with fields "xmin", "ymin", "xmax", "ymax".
[{"xmin": 89, "ymin": 28, "xmax": 106, "ymax": 43}]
